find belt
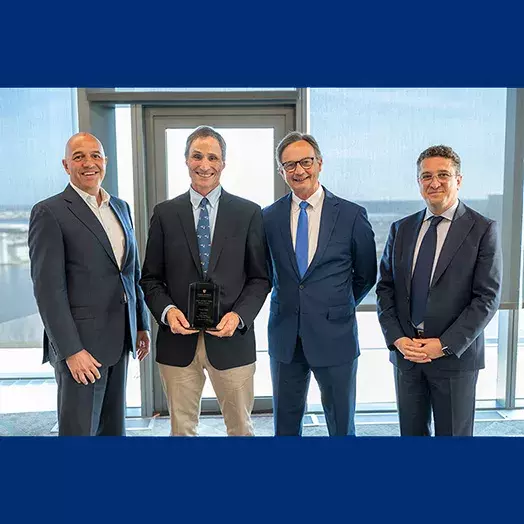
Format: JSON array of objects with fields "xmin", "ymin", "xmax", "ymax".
[{"xmin": 415, "ymin": 328, "xmax": 425, "ymax": 339}]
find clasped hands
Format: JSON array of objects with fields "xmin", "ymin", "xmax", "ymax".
[
  {"xmin": 394, "ymin": 336, "xmax": 445, "ymax": 363},
  {"xmin": 166, "ymin": 308, "xmax": 240, "ymax": 338}
]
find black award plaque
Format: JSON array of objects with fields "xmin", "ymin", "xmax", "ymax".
[{"xmin": 188, "ymin": 282, "xmax": 220, "ymax": 330}]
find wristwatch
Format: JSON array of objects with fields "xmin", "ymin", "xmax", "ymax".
[{"xmin": 441, "ymin": 346, "xmax": 453, "ymax": 356}]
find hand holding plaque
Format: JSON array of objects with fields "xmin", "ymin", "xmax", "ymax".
[
  {"xmin": 166, "ymin": 308, "xmax": 198, "ymax": 335},
  {"xmin": 205, "ymin": 311, "xmax": 241, "ymax": 338},
  {"xmin": 187, "ymin": 282, "xmax": 220, "ymax": 330}
]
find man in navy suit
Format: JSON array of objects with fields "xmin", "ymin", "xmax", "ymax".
[
  {"xmin": 376, "ymin": 145, "xmax": 502, "ymax": 436},
  {"xmin": 263, "ymin": 132, "xmax": 377, "ymax": 436},
  {"xmin": 28, "ymin": 132, "xmax": 150, "ymax": 436}
]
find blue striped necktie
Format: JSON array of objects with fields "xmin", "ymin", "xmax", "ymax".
[
  {"xmin": 295, "ymin": 200, "xmax": 309, "ymax": 278},
  {"xmin": 197, "ymin": 197, "xmax": 211, "ymax": 275}
]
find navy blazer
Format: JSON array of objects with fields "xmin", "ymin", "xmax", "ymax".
[
  {"xmin": 28, "ymin": 184, "xmax": 150, "ymax": 367},
  {"xmin": 376, "ymin": 201, "xmax": 502, "ymax": 372},
  {"xmin": 263, "ymin": 187, "xmax": 377, "ymax": 367},
  {"xmin": 140, "ymin": 190, "xmax": 271, "ymax": 371}
]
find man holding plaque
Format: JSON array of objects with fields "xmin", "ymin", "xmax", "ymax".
[
  {"xmin": 263, "ymin": 132, "xmax": 377, "ymax": 436},
  {"xmin": 140, "ymin": 126, "xmax": 270, "ymax": 436}
]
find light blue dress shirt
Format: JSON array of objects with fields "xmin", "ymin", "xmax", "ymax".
[
  {"xmin": 189, "ymin": 184, "xmax": 222, "ymax": 241},
  {"xmin": 162, "ymin": 185, "xmax": 244, "ymax": 329}
]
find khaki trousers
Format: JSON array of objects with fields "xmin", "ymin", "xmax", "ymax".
[{"xmin": 158, "ymin": 332, "xmax": 255, "ymax": 436}]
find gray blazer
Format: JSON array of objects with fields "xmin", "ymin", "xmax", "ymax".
[
  {"xmin": 28, "ymin": 184, "xmax": 150, "ymax": 367},
  {"xmin": 376, "ymin": 201, "xmax": 502, "ymax": 372}
]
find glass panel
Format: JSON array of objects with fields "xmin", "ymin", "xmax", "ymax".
[
  {"xmin": 308, "ymin": 88, "xmax": 506, "ymax": 408},
  {"xmin": 165, "ymin": 128, "xmax": 275, "ymax": 399},
  {"xmin": 517, "ymin": 215, "xmax": 524, "ymax": 402},
  {"xmin": 477, "ymin": 313, "xmax": 499, "ymax": 401},
  {"xmin": 0, "ymin": 88, "xmax": 76, "ymax": 413},
  {"xmin": 517, "ymin": 310, "xmax": 524, "ymax": 400},
  {"xmin": 115, "ymin": 105, "xmax": 141, "ymax": 410}
]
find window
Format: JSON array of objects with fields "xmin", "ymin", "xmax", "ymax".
[
  {"xmin": 0, "ymin": 88, "xmax": 77, "ymax": 413},
  {"xmin": 309, "ymin": 88, "xmax": 506, "ymax": 407}
]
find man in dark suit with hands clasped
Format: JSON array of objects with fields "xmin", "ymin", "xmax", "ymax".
[{"xmin": 376, "ymin": 145, "xmax": 502, "ymax": 436}]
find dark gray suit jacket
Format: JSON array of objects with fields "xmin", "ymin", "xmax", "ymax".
[
  {"xmin": 376, "ymin": 201, "xmax": 502, "ymax": 372},
  {"xmin": 28, "ymin": 184, "xmax": 150, "ymax": 367},
  {"xmin": 140, "ymin": 189, "xmax": 271, "ymax": 370}
]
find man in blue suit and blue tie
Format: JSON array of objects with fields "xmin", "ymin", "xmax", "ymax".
[
  {"xmin": 263, "ymin": 132, "xmax": 377, "ymax": 436},
  {"xmin": 376, "ymin": 145, "xmax": 502, "ymax": 436}
]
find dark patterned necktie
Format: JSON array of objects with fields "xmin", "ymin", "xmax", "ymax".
[
  {"xmin": 197, "ymin": 197, "xmax": 211, "ymax": 275},
  {"xmin": 410, "ymin": 215, "xmax": 444, "ymax": 326}
]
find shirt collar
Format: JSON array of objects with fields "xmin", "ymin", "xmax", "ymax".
[
  {"xmin": 190, "ymin": 184, "xmax": 222, "ymax": 210},
  {"xmin": 70, "ymin": 182, "xmax": 110, "ymax": 207},
  {"xmin": 291, "ymin": 184, "xmax": 324, "ymax": 209},
  {"xmin": 424, "ymin": 199, "xmax": 459, "ymax": 223}
]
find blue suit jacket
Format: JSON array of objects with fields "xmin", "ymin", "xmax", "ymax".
[
  {"xmin": 28, "ymin": 184, "xmax": 150, "ymax": 367},
  {"xmin": 376, "ymin": 201, "xmax": 502, "ymax": 372},
  {"xmin": 262, "ymin": 187, "xmax": 377, "ymax": 367}
]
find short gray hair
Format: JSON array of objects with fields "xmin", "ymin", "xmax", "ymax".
[
  {"xmin": 417, "ymin": 145, "xmax": 461, "ymax": 173},
  {"xmin": 184, "ymin": 125, "xmax": 227, "ymax": 161},
  {"xmin": 275, "ymin": 131, "xmax": 323, "ymax": 164}
]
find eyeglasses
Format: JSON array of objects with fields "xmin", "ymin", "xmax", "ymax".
[
  {"xmin": 280, "ymin": 157, "xmax": 316, "ymax": 173},
  {"xmin": 418, "ymin": 173, "xmax": 458, "ymax": 183}
]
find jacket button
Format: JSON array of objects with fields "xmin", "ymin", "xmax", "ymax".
[{"xmin": 299, "ymin": 285, "xmax": 304, "ymax": 290}]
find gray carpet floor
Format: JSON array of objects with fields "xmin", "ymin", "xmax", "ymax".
[{"xmin": 2, "ymin": 411, "xmax": 524, "ymax": 436}]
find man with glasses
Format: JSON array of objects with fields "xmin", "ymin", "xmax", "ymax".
[
  {"xmin": 376, "ymin": 145, "xmax": 502, "ymax": 436},
  {"xmin": 140, "ymin": 126, "xmax": 270, "ymax": 436},
  {"xmin": 262, "ymin": 132, "xmax": 377, "ymax": 436}
]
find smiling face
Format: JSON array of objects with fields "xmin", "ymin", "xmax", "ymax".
[
  {"xmin": 62, "ymin": 133, "xmax": 107, "ymax": 197},
  {"xmin": 418, "ymin": 156, "xmax": 462, "ymax": 214},
  {"xmin": 279, "ymin": 140, "xmax": 322, "ymax": 201},
  {"xmin": 186, "ymin": 136, "xmax": 225, "ymax": 196}
]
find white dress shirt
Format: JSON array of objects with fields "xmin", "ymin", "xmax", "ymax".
[
  {"xmin": 411, "ymin": 199, "xmax": 459, "ymax": 331},
  {"xmin": 70, "ymin": 183, "xmax": 125, "ymax": 269},
  {"xmin": 411, "ymin": 199, "xmax": 459, "ymax": 280},
  {"xmin": 290, "ymin": 184, "xmax": 325, "ymax": 268}
]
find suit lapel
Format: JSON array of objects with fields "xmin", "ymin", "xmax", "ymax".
[
  {"xmin": 177, "ymin": 192, "xmax": 202, "ymax": 277},
  {"xmin": 207, "ymin": 190, "xmax": 234, "ymax": 275},
  {"xmin": 278, "ymin": 193, "xmax": 301, "ymax": 280},
  {"xmin": 109, "ymin": 198, "xmax": 131, "ymax": 267},
  {"xmin": 431, "ymin": 202, "xmax": 473, "ymax": 287},
  {"xmin": 404, "ymin": 210, "xmax": 426, "ymax": 295},
  {"xmin": 303, "ymin": 189, "xmax": 339, "ymax": 280},
  {"xmin": 63, "ymin": 185, "xmax": 118, "ymax": 268}
]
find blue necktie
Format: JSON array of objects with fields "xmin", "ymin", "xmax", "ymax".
[
  {"xmin": 295, "ymin": 200, "xmax": 309, "ymax": 278},
  {"xmin": 197, "ymin": 197, "xmax": 211, "ymax": 275},
  {"xmin": 410, "ymin": 215, "xmax": 444, "ymax": 327}
]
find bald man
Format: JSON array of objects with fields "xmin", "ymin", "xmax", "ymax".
[{"xmin": 28, "ymin": 132, "xmax": 150, "ymax": 436}]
